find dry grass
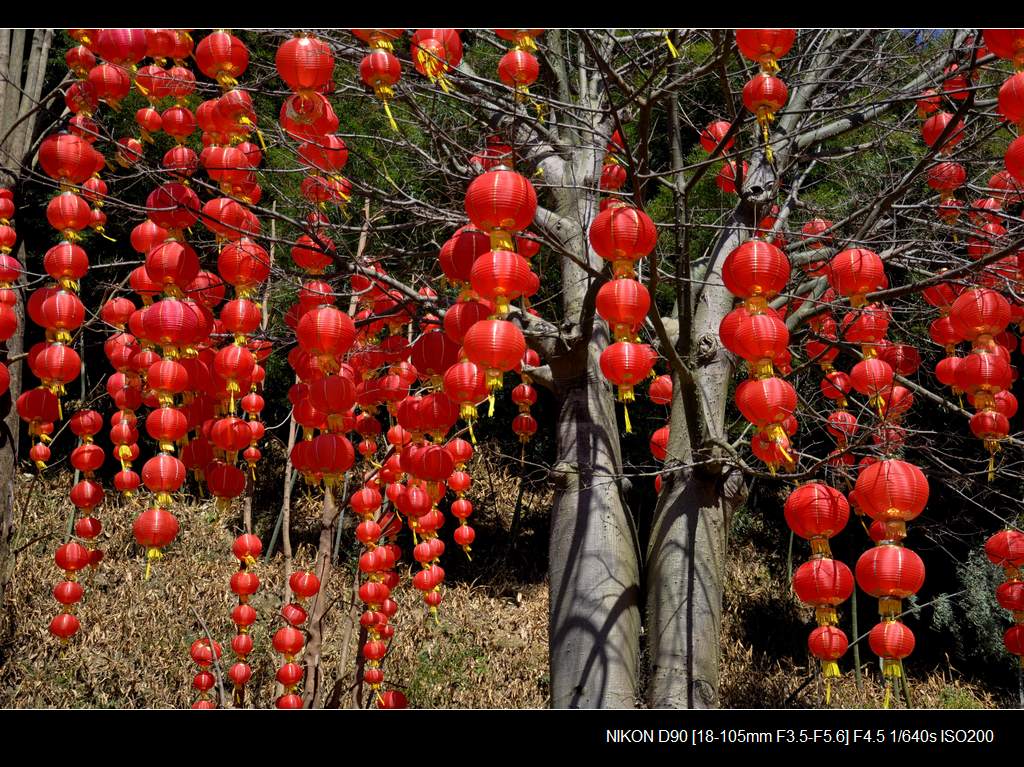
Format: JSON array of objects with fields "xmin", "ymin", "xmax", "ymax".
[
  {"xmin": 719, "ymin": 541, "xmax": 1001, "ymax": 709},
  {"xmin": 0, "ymin": 455, "xmax": 1005, "ymax": 708},
  {"xmin": 0, "ymin": 448, "xmax": 551, "ymax": 709}
]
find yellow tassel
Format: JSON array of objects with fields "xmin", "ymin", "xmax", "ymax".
[
  {"xmin": 883, "ymin": 684, "xmax": 892, "ymax": 709},
  {"xmin": 97, "ymin": 229, "xmax": 116, "ymax": 243},
  {"xmin": 624, "ymin": 404, "xmax": 632, "ymax": 434},
  {"xmin": 468, "ymin": 420, "xmax": 477, "ymax": 445},
  {"xmin": 532, "ymin": 98, "xmax": 546, "ymax": 124},
  {"xmin": 381, "ymin": 99, "xmax": 399, "ymax": 133},
  {"xmin": 988, "ymin": 451, "xmax": 996, "ymax": 482},
  {"xmin": 664, "ymin": 33, "xmax": 679, "ymax": 58},
  {"xmin": 253, "ymin": 125, "xmax": 267, "ymax": 152},
  {"xmin": 144, "ymin": 547, "xmax": 162, "ymax": 581},
  {"xmin": 757, "ymin": 112, "xmax": 776, "ymax": 165},
  {"xmin": 487, "ymin": 393, "xmax": 495, "ymax": 418}
]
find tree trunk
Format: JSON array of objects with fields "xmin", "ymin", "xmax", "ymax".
[
  {"xmin": 0, "ymin": 30, "xmax": 54, "ymax": 628},
  {"xmin": 645, "ymin": 465, "xmax": 746, "ymax": 707},
  {"xmin": 645, "ymin": 189, "xmax": 766, "ymax": 706},
  {"xmin": 301, "ymin": 484, "xmax": 339, "ymax": 708},
  {"xmin": 548, "ymin": 329, "xmax": 641, "ymax": 708}
]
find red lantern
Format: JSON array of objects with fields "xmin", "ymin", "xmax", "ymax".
[
  {"xmin": 722, "ymin": 240, "xmax": 790, "ymax": 302},
  {"xmin": 742, "ymin": 73, "xmax": 788, "ymax": 118},
  {"xmin": 498, "ymin": 49, "xmax": 539, "ymax": 90},
  {"xmin": 39, "ymin": 134, "xmax": 97, "ymax": 185},
  {"xmin": 828, "ymin": 248, "xmax": 886, "ymax": 302},
  {"xmin": 195, "ymin": 31, "xmax": 249, "ymax": 86},
  {"xmin": 792, "ymin": 559, "xmax": 854, "ymax": 610},
  {"xmin": 133, "ymin": 508, "xmax": 180, "ymax": 570},
  {"xmin": 599, "ymin": 342, "xmax": 657, "ymax": 402},
  {"xmin": 464, "ymin": 169, "xmax": 538, "ymax": 241},
  {"xmin": 735, "ymin": 29, "xmax": 797, "ymax": 70},
  {"xmin": 146, "ymin": 183, "xmax": 200, "ymax": 230},
  {"xmin": 588, "ymin": 203, "xmax": 657, "ymax": 276},
  {"xmin": 596, "ymin": 278, "xmax": 651, "ymax": 341},
  {"xmin": 719, "ymin": 307, "xmax": 788, "ymax": 375},
  {"xmin": 648, "ymin": 374, "xmax": 672, "ymax": 405},
  {"xmin": 808, "ymin": 625, "xmax": 848, "ymax": 673},
  {"xmin": 921, "ymin": 112, "xmax": 964, "ymax": 153},
  {"xmin": 784, "ymin": 483, "xmax": 849, "ymax": 544},
  {"xmin": 699, "ymin": 120, "xmax": 734, "ymax": 154},
  {"xmin": 735, "ymin": 376, "xmax": 796, "ymax": 427},
  {"xmin": 470, "ymin": 250, "xmax": 532, "ymax": 315},
  {"xmin": 276, "ymin": 34, "xmax": 334, "ymax": 93},
  {"xmin": 854, "ymin": 459, "xmax": 928, "ymax": 535},
  {"xmin": 856, "ymin": 544, "xmax": 926, "ymax": 602},
  {"xmin": 985, "ymin": 530, "xmax": 1024, "ymax": 568},
  {"xmin": 868, "ymin": 620, "xmax": 915, "ymax": 671},
  {"xmin": 462, "ymin": 320, "xmax": 526, "ymax": 389},
  {"xmin": 949, "ymin": 288, "xmax": 1011, "ymax": 343}
]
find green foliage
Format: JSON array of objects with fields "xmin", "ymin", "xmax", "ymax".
[
  {"xmin": 931, "ymin": 548, "xmax": 1013, "ymax": 671},
  {"xmin": 937, "ymin": 683, "xmax": 988, "ymax": 709},
  {"xmin": 406, "ymin": 625, "xmax": 490, "ymax": 708}
]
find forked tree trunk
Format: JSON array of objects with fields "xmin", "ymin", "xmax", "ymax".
[{"xmin": 645, "ymin": 199, "xmax": 762, "ymax": 707}]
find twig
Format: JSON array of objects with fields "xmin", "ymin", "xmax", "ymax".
[{"xmin": 190, "ymin": 604, "xmax": 227, "ymax": 708}]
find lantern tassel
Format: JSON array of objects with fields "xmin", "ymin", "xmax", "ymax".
[
  {"xmin": 487, "ymin": 393, "xmax": 495, "ymax": 418},
  {"xmin": 826, "ymin": 680, "xmax": 832, "ymax": 706},
  {"xmin": 468, "ymin": 420, "xmax": 477, "ymax": 445},
  {"xmin": 989, "ymin": 451, "xmax": 996, "ymax": 482},
  {"xmin": 664, "ymin": 33, "xmax": 679, "ymax": 58},
  {"xmin": 381, "ymin": 99, "xmax": 399, "ymax": 133},
  {"xmin": 144, "ymin": 547, "xmax": 162, "ymax": 581},
  {"xmin": 623, "ymin": 403, "xmax": 632, "ymax": 434}
]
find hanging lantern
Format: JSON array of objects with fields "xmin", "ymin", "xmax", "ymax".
[{"xmin": 735, "ymin": 29, "xmax": 797, "ymax": 73}]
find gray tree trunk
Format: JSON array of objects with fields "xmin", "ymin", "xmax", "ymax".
[
  {"xmin": 645, "ymin": 168, "xmax": 771, "ymax": 706},
  {"xmin": 548, "ymin": 328, "xmax": 641, "ymax": 708},
  {"xmin": 542, "ymin": 106, "xmax": 642, "ymax": 706}
]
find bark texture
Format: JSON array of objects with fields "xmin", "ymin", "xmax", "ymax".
[
  {"xmin": 644, "ymin": 166, "xmax": 771, "ymax": 707},
  {"xmin": 548, "ymin": 330, "xmax": 641, "ymax": 708},
  {"xmin": 0, "ymin": 30, "xmax": 53, "ymax": 641}
]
